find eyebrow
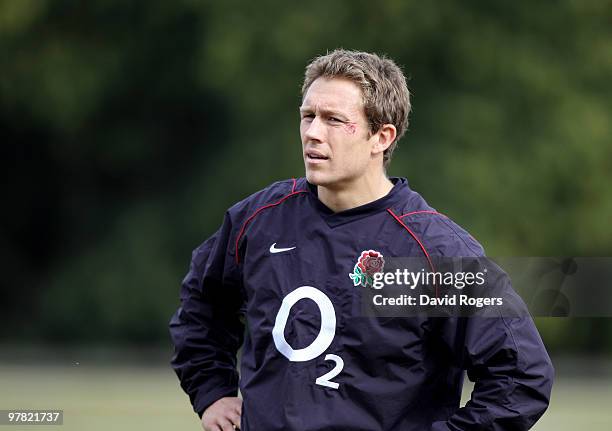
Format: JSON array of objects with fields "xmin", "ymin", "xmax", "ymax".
[{"xmin": 298, "ymin": 106, "xmax": 350, "ymax": 120}]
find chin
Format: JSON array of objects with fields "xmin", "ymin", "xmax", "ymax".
[
  {"xmin": 305, "ymin": 169, "xmax": 347, "ymax": 189},
  {"xmin": 305, "ymin": 169, "xmax": 328, "ymax": 186}
]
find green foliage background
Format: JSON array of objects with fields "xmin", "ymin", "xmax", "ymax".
[{"xmin": 1, "ymin": 0, "xmax": 611, "ymax": 353}]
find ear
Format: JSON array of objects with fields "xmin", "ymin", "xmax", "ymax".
[{"xmin": 371, "ymin": 124, "xmax": 397, "ymax": 156}]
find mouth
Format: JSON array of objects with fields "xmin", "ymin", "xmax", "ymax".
[{"xmin": 304, "ymin": 150, "xmax": 330, "ymax": 164}]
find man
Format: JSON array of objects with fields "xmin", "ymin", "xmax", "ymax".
[{"xmin": 169, "ymin": 49, "xmax": 554, "ymax": 430}]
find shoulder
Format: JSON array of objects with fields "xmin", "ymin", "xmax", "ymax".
[
  {"xmin": 224, "ymin": 178, "xmax": 308, "ymax": 263},
  {"xmin": 390, "ymin": 185, "xmax": 485, "ymax": 257},
  {"xmin": 226, "ymin": 177, "xmax": 308, "ymax": 226}
]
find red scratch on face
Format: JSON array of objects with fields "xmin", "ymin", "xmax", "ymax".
[{"xmin": 344, "ymin": 122, "xmax": 357, "ymax": 135}]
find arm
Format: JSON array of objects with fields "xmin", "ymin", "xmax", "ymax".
[
  {"xmin": 169, "ymin": 212, "xmax": 245, "ymax": 418},
  {"xmin": 432, "ymin": 273, "xmax": 554, "ymax": 430}
]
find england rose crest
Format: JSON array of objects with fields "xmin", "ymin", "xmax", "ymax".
[{"xmin": 349, "ymin": 250, "xmax": 385, "ymax": 287}]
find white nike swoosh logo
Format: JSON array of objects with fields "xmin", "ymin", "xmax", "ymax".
[{"xmin": 269, "ymin": 243, "xmax": 296, "ymax": 254}]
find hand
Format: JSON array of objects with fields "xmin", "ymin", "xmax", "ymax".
[{"xmin": 201, "ymin": 397, "xmax": 242, "ymax": 431}]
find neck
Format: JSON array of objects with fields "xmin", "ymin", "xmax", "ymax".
[{"xmin": 317, "ymin": 171, "xmax": 394, "ymax": 213}]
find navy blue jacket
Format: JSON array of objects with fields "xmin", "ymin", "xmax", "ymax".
[{"xmin": 169, "ymin": 177, "xmax": 554, "ymax": 430}]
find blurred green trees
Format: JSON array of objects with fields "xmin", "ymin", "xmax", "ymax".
[{"xmin": 1, "ymin": 0, "xmax": 611, "ymax": 352}]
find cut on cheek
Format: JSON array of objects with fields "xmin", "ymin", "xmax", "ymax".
[{"xmin": 343, "ymin": 122, "xmax": 357, "ymax": 135}]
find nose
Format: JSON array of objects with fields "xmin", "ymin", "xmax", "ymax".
[{"xmin": 303, "ymin": 115, "xmax": 326, "ymax": 143}]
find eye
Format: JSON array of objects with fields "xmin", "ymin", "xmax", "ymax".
[
  {"xmin": 329, "ymin": 117, "xmax": 342, "ymax": 123},
  {"xmin": 301, "ymin": 113, "xmax": 314, "ymax": 120}
]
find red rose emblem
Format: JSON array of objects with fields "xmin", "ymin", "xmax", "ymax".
[{"xmin": 357, "ymin": 250, "xmax": 385, "ymax": 276}]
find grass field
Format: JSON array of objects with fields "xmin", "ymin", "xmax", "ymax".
[{"xmin": 0, "ymin": 363, "xmax": 611, "ymax": 430}]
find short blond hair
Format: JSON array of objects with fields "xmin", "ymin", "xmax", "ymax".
[{"xmin": 302, "ymin": 49, "xmax": 411, "ymax": 168}]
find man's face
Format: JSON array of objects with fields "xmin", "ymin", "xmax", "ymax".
[{"xmin": 300, "ymin": 77, "xmax": 377, "ymax": 188}]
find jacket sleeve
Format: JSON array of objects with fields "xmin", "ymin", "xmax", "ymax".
[
  {"xmin": 432, "ymin": 271, "xmax": 554, "ymax": 430},
  {"xmin": 169, "ymin": 211, "xmax": 245, "ymax": 417}
]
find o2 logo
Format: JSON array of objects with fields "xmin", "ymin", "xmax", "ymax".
[{"xmin": 271, "ymin": 286, "xmax": 344, "ymax": 389}]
